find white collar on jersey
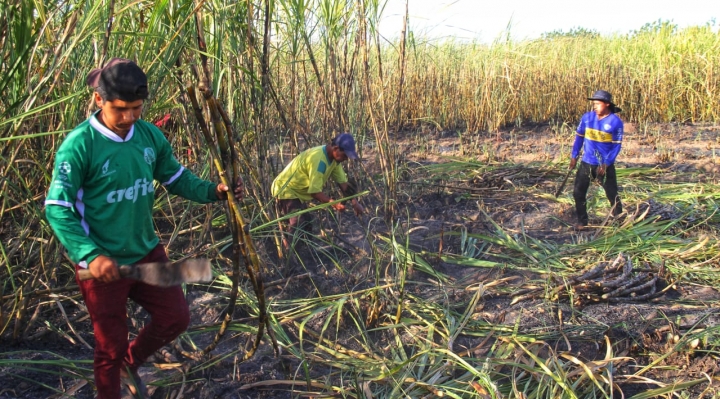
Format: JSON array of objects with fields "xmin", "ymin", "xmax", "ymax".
[{"xmin": 89, "ymin": 111, "xmax": 135, "ymax": 142}]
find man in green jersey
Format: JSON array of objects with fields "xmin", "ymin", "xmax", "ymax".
[
  {"xmin": 271, "ymin": 133, "xmax": 364, "ymax": 250},
  {"xmin": 45, "ymin": 58, "xmax": 241, "ymax": 399}
]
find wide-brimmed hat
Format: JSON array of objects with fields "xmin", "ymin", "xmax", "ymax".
[
  {"xmin": 588, "ymin": 90, "xmax": 621, "ymax": 113},
  {"xmin": 334, "ymin": 133, "xmax": 359, "ymax": 159},
  {"xmin": 86, "ymin": 58, "xmax": 148, "ymax": 101}
]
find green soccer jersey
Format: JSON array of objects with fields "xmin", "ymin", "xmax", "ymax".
[
  {"xmin": 45, "ymin": 112, "xmax": 219, "ymax": 267},
  {"xmin": 271, "ymin": 145, "xmax": 348, "ymax": 201}
]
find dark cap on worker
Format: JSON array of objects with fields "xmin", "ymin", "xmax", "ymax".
[
  {"xmin": 587, "ymin": 90, "xmax": 614, "ymax": 104},
  {"xmin": 86, "ymin": 58, "xmax": 149, "ymax": 102},
  {"xmin": 588, "ymin": 90, "xmax": 622, "ymax": 113},
  {"xmin": 333, "ymin": 133, "xmax": 359, "ymax": 159}
]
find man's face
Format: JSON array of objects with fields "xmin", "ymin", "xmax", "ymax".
[
  {"xmin": 94, "ymin": 92, "xmax": 143, "ymax": 136},
  {"xmin": 329, "ymin": 145, "xmax": 348, "ymax": 163},
  {"xmin": 592, "ymin": 100, "xmax": 610, "ymax": 116}
]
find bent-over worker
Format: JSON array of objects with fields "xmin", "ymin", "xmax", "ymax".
[{"xmin": 271, "ymin": 133, "xmax": 364, "ymax": 250}]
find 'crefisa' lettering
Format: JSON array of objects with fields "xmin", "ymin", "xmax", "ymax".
[{"xmin": 106, "ymin": 178, "xmax": 154, "ymax": 203}]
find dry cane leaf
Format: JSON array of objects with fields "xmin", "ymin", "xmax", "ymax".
[{"xmin": 469, "ymin": 381, "xmax": 491, "ymax": 399}]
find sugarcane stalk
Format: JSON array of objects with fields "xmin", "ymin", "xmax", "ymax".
[
  {"xmin": 602, "ymin": 272, "xmax": 650, "ymax": 299},
  {"xmin": 570, "ymin": 259, "xmax": 612, "ymax": 282},
  {"xmin": 215, "ymin": 101, "xmax": 282, "ymax": 254},
  {"xmin": 597, "ymin": 255, "xmax": 632, "ymax": 288},
  {"xmin": 626, "ymin": 273, "xmax": 659, "ymax": 294},
  {"xmin": 185, "ymin": 2, "xmax": 279, "ymax": 359},
  {"xmin": 608, "ymin": 284, "xmax": 658, "ymax": 302},
  {"xmin": 187, "ymin": 85, "xmax": 277, "ymax": 358}
]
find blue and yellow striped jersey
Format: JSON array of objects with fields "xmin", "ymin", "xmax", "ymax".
[{"xmin": 572, "ymin": 111, "xmax": 623, "ymax": 165}]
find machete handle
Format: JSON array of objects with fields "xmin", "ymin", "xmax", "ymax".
[
  {"xmin": 76, "ymin": 265, "xmax": 132, "ymax": 281},
  {"xmin": 76, "ymin": 268, "xmax": 94, "ymax": 281}
]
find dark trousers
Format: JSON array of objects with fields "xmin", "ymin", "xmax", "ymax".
[
  {"xmin": 276, "ymin": 198, "xmax": 312, "ymax": 247},
  {"xmin": 573, "ymin": 161, "xmax": 622, "ymax": 226},
  {"xmin": 76, "ymin": 244, "xmax": 190, "ymax": 399}
]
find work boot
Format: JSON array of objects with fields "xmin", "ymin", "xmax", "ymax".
[{"xmin": 120, "ymin": 367, "xmax": 149, "ymax": 398}]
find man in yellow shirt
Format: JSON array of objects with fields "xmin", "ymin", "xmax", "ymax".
[{"xmin": 272, "ymin": 133, "xmax": 364, "ymax": 250}]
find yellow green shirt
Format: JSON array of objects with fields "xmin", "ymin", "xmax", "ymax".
[{"xmin": 272, "ymin": 145, "xmax": 348, "ymax": 201}]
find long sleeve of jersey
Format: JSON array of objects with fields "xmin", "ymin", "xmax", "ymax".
[
  {"xmin": 571, "ymin": 116, "xmax": 586, "ymax": 159},
  {"xmin": 45, "ymin": 135, "xmax": 104, "ymax": 266},
  {"xmin": 46, "ymin": 204, "xmax": 104, "ymax": 265},
  {"xmin": 151, "ymin": 127, "xmax": 219, "ymax": 203},
  {"xmin": 164, "ymin": 169, "xmax": 219, "ymax": 203},
  {"xmin": 571, "ymin": 133, "xmax": 584, "ymax": 159}
]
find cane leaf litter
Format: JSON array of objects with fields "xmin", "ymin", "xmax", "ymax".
[{"xmin": 2, "ymin": 1, "xmax": 720, "ymax": 398}]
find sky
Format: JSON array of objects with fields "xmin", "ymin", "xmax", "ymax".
[{"xmin": 379, "ymin": 0, "xmax": 720, "ymax": 42}]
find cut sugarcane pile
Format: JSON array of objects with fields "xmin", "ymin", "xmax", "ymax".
[{"xmin": 512, "ymin": 253, "xmax": 665, "ymax": 306}]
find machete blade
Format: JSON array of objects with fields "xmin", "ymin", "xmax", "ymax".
[
  {"xmin": 554, "ymin": 168, "xmax": 573, "ymax": 198},
  {"xmin": 118, "ymin": 259, "xmax": 212, "ymax": 287}
]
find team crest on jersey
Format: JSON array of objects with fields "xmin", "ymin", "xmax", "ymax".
[
  {"xmin": 58, "ymin": 161, "xmax": 71, "ymax": 175},
  {"xmin": 143, "ymin": 148, "xmax": 156, "ymax": 164},
  {"xmin": 603, "ymin": 123, "xmax": 611, "ymax": 131},
  {"xmin": 53, "ymin": 161, "xmax": 73, "ymax": 189},
  {"xmin": 101, "ymin": 159, "xmax": 116, "ymax": 177}
]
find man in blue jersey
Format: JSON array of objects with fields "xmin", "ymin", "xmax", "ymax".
[
  {"xmin": 569, "ymin": 90, "xmax": 624, "ymax": 230},
  {"xmin": 45, "ymin": 58, "xmax": 242, "ymax": 399}
]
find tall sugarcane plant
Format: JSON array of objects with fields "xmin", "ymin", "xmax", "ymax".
[{"xmin": 179, "ymin": 3, "xmax": 280, "ymax": 359}]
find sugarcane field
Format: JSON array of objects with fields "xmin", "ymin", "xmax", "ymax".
[{"xmin": 2, "ymin": 1, "xmax": 720, "ymax": 398}]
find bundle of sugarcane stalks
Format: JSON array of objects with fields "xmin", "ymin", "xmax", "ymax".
[{"xmin": 512, "ymin": 253, "xmax": 668, "ymax": 306}]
